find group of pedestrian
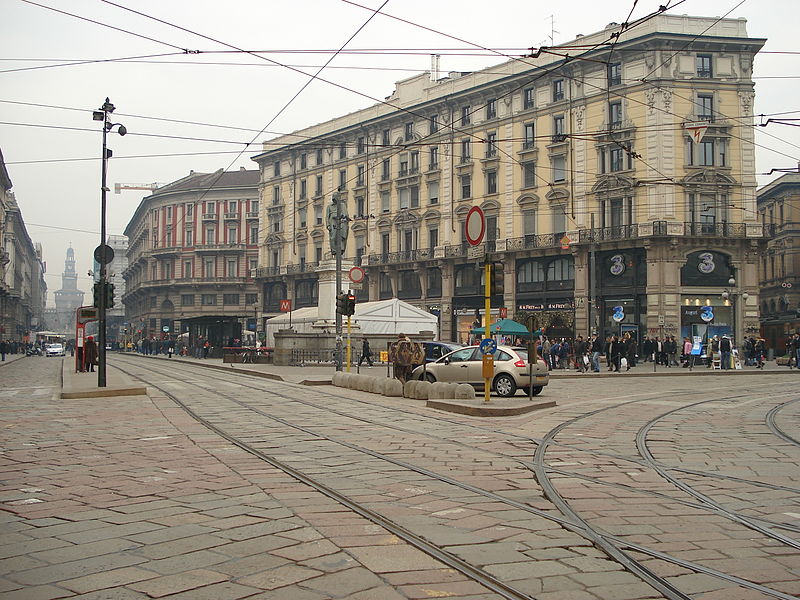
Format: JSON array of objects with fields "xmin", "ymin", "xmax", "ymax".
[{"xmin": 639, "ymin": 336, "xmax": 680, "ymax": 366}]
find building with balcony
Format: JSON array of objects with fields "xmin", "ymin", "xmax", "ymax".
[
  {"xmin": 0, "ymin": 148, "xmax": 47, "ymax": 340},
  {"xmin": 252, "ymin": 14, "xmax": 769, "ymax": 345},
  {"xmin": 757, "ymin": 172, "xmax": 800, "ymax": 349},
  {"xmin": 122, "ymin": 168, "xmax": 260, "ymax": 350}
]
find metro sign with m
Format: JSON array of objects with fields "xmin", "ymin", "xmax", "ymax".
[{"xmin": 279, "ymin": 299, "xmax": 292, "ymax": 312}]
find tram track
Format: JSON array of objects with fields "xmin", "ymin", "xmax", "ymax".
[
  {"xmin": 113, "ymin": 355, "xmax": 800, "ymax": 599},
  {"xmin": 765, "ymin": 398, "xmax": 800, "ymax": 447}
]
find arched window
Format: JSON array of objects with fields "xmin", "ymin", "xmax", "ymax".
[
  {"xmin": 770, "ymin": 299, "xmax": 776, "ymax": 314},
  {"xmin": 517, "ymin": 260, "xmax": 545, "ymax": 284},
  {"xmin": 548, "ymin": 257, "xmax": 574, "ymax": 281}
]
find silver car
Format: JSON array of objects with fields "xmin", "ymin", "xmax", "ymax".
[
  {"xmin": 45, "ymin": 343, "xmax": 65, "ymax": 357},
  {"xmin": 411, "ymin": 345, "xmax": 549, "ymax": 397}
]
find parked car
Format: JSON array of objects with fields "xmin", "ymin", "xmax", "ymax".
[
  {"xmin": 417, "ymin": 341, "xmax": 465, "ymax": 366},
  {"xmin": 411, "ymin": 345, "xmax": 549, "ymax": 397},
  {"xmin": 45, "ymin": 343, "xmax": 65, "ymax": 357}
]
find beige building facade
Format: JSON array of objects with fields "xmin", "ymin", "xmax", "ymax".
[
  {"xmin": 757, "ymin": 173, "xmax": 799, "ymax": 350},
  {"xmin": 1, "ymin": 149, "xmax": 47, "ymax": 340},
  {"xmin": 122, "ymin": 169, "xmax": 260, "ymax": 351},
  {"xmin": 253, "ymin": 15, "xmax": 769, "ymax": 346}
]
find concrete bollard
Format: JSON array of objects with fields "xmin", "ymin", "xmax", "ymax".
[
  {"xmin": 403, "ymin": 380, "xmax": 418, "ymax": 398},
  {"xmin": 383, "ymin": 378, "xmax": 403, "ymax": 397},
  {"xmin": 446, "ymin": 382, "xmax": 460, "ymax": 399},
  {"xmin": 455, "ymin": 383, "xmax": 476, "ymax": 399},
  {"xmin": 332, "ymin": 372, "xmax": 344, "ymax": 387},
  {"xmin": 415, "ymin": 380, "xmax": 432, "ymax": 400},
  {"xmin": 342, "ymin": 373, "xmax": 355, "ymax": 389},
  {"xmin": 370, "ymin": 377, "xmax": 384, "ymax": 393},
  {"xmin": 429, "ymin": 382, "xmax": 448, "ymax": 399}
]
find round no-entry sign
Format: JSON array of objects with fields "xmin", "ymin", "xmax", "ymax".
[
  {"xmin": 349, "ymin": 266, "xmax": 365, "ymax": 284},
  {"xmin": 465, "ymin": 206, "xmax": 485, "ymax": 246}
]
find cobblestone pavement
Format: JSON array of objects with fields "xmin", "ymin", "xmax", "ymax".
[{"xmin": 1, "ymin": 354, "xmax": 798, "ymax": 599}]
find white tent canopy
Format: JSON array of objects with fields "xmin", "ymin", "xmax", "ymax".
[{"xmin": 264, "ymin": 298, "xmax": 438, "ymax": 346}]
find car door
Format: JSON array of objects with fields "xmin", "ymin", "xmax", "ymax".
[{"xmin": 431, "ymin": 347, "xmax": 476, "ymax": 382}]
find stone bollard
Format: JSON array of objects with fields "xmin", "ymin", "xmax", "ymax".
[
  {"xmin": 429, "ymin": 382, "xmax": 448, "ymax": 399},
  {"xmin": 455, "ymin": 383, "xmax": 476, "ymax": 399},
  {"xmin": 342, "ymin": 373, "xmax": 355, "ymax": 389},
  {"xmin": 403, "ymin": 380, "xmax": 419, "ymax": 398},
  {"xmin": 446, "ymin": 382, "xmax": 460, "ymax": 399},
  {"xmin": 415, "ymin": 380, "xmax": 432, "ymax": 400},
  {"xmin": 383, "ymin": 378, "xmax": 403, "ymax": 397}
]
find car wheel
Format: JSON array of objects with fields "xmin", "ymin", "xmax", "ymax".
[
  {"xmin": 494, "ymin": 374, "xmax": 516, "ymax": 397},
  {"xmin": 532, "ymin": 386, "xmax": 543, "ymax": 396},
  {"xmin": 424, "ymin": 373, "xmax": 436, "ymax": 383}
]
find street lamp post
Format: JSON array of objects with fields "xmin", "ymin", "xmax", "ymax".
[{"xmin": 92, "ymin": 98, "xmax": 126, "ymax": 387}]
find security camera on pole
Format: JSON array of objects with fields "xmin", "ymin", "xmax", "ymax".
[{"xmin": 92, "ymin": 98, "xmax": 126, "ymax": 387}]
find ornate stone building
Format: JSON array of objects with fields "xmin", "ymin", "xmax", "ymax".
[
  {"xmin": 0, "ymin": 148, "xmax": 47, "ymax": 340},
  {"xmin": 252, "ymin": 15, "xmax": 770, "ymax": 345},
  {"xmin": 122, "ymin": 169, "xmax": 260, "ymax": 350},
  {"xmin": 757, "ymin": 172, "xmax": 799, "ymax": 349}
]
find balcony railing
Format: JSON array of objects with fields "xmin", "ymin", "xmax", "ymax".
[
  {"xmin": 202, "ymin": 212, "xmax": 217, "ymax": 220},
  {"xmin": 224, "ymin": 212, "xmax": 239, "ymax": 220},
  {"xmin": 505, "ymin": 233, "xmax": 559, "ymax": 251},
  {"xmin": 286, "ymin": 261, "xmax": 319, "ymax": 274},
  {"xmin": 684, "ymin": 222, "xmax": 747, "ymax": 237},
  {"xmin": 366, "ymin": 247, "xmax": 435, "ymax": 266},
  {"xmin": 578, "ymin": 224, "xmax": 638, "ymax": 243}
]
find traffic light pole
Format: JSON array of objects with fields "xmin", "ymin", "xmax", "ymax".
[
  {"xmin": 484, "ymin": 261, "xmax": 492, "ymax": 404},
  {"xmin": 346, "ymin": 314, "xmax": 352, "ymax": 372},
  {"xmin": 334, "ymin": 193, "xmax": 343, "ymax": 372},
  {"xmin": 98, "ymin": 108, "xmax": 109, "ymax": 388}
]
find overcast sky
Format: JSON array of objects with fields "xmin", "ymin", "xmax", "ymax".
[{"xmin": 2, "ymin": 0, "xmax": 798, "ymax": 304}]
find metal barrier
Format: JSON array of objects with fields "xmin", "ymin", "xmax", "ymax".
[{"xmin": 289, "ymin": 349, "xmax": 335, "ymax": 366}]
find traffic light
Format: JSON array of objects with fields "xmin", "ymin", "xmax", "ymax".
[
  {"xmin": 335, "ymin": 292, "xmax": 347, "ymax": 315},
  {"xmin": 490, "ymin": 262, "xmax": 505, "ymax": 295},
  {"xmin": 344, "ymin": 293, "xmax": 357, "ymax": 316},
  {"xmin": 92, "ymin": 282, "xmax": 102, "ymax": 308},
  {"xmin": 92, "ymin": 282, "xmax": 115, "ymax": 308},
  {"xmin": 106, "ymin": 283, "xmax": 115, "ymax": 309}
]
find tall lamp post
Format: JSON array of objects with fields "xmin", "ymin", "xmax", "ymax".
[
  {"xmin": 721, "ymin": 276, "xmax": 749, "ymax": 351},
  {"xmin": 92, "ymin": 98, "xmax": 126, "ymax": 387}
]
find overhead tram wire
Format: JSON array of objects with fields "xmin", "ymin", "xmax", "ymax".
[
  {"xmin": 334, "ymin": 0, "xmax": 683, "ymax": 231},
  {"xmin": 0, "ymin": 51, "xmax": 190, "ymax": 75},
  {"xmin": 17, "ymin": 0, "xmax": 196, "ymax": 53},
  {"xmin": 3, "ymin": 97, "xmax": 798, "ymax": 153},
  {"xmin": 99, "ymin": 0, "xmax": 393, "ymax": 250}
]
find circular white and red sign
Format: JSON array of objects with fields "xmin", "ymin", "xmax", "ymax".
[
  {"xmin": 348, "ymin": 266, "xmax": 365, "ymax": 284},
  {"xmin": 465, "ymin": 206, "xmax": 485, "ymax": 246}
]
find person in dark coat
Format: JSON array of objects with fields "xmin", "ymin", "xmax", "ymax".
[
  {"xmin": 358, "ymin": 337, "xmax": 373, "ymax": 367},
  {"xmin": 0, "ymin": 339, "xmax": 7, "ymax": 361},
  {"xmin": 609, "ymin": 335, "xmax": 622, "ymax": 372},
  {"xmin": 84, "ymin": 336, "xmax": 98, "ymax": 372}
]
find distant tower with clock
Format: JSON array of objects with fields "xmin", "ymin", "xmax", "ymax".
[{"xmin": 52, "ymin": 246, "xmax": 85, "ymax": 333}]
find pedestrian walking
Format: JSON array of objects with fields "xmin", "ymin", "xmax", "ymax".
[
  {"xmin": 609, "ymin": 335, "xmax": 622, "ymax": 372},
  {"xmin": 590, "ymin": 334, "xmax": 602, "ymax": 373},
  {"xmin": 0, "ymin": 339, "xmax": 7, "ymax": 361},
  {"xmin": 788, "ymin": 333, "xmax": 800, "ymax": 369},
  {"xmin": 203, "ymin": 340, "xmax": 210, "ymax": 359},
  {"xmin": 358, "ymin": 336, "xmax": 373, "ymax": 367},
  {"xmin": 84, "ymin": 336, "xmax": 98, "ymax": 372},
  {"xmin": 719, "ymin": 335, "xmax": 732, "ymax": 370}
]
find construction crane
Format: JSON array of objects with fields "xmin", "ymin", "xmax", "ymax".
[{"xmin": 114, "ymin": 183, "xmax": 164, "ymax": 194}]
